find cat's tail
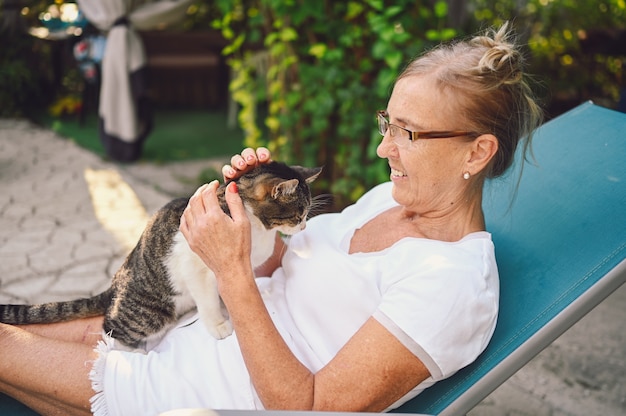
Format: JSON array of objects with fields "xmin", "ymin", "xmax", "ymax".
[{"xmin": 0, "ymin": 289, "xmax": 113, "ymax": 325}]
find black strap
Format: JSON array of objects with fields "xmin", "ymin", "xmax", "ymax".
[{"xmin": 113, "ymin": 16, "xmax": 129, "ymax": 27}]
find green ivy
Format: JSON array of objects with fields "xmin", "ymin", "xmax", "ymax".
[
  {"xmin": 469, "ymin": 0, "xmax": 625, "ymax": 114},
  {"xmin": 0, "ymin": 35, "xmax": 48, "ymax": 117},
  {"xmin": 212, "ymin": 0, "xmax": 456, "ymax": 210}
]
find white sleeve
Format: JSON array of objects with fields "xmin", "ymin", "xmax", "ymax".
[{"xmin": 374, "ymin": 239, "xmax": 499, "ymax": 380}]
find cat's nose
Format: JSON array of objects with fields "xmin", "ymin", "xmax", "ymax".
[{"xmin": 299, "ymin": 222, "xmax": 306, "ymax": 231}]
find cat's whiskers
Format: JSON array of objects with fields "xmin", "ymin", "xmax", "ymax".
[{"xmin": 308, "ymin": 194, "xmax": 333, "ymax": 218}]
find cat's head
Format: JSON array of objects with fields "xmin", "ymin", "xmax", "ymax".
[{"xmin": 233, "ymin": 162, "xmax": 322, "ymax": 235}]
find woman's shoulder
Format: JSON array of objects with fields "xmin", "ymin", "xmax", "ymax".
[
  {"xmin": 341, "ymin": 182, "xmax": 395, "ymax": 214},
  {"xmin": 357, "ymin": 181, "xmax": 394, "ymax": 204},
  {"xmin": 380, "ymin": 231, "xmax": 498, "ymax": 290}
]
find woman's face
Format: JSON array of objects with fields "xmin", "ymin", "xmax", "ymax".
[{"xmin": 376, "ymin": 75, "xmax": 475, "ymax": 215}]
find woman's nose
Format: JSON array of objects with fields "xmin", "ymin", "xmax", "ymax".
[{"xmin": 376, "ymin": 133, "xmax": 397, "ymax": 158}]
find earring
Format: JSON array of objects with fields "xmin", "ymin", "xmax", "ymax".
[{"xmin": 463, "ymin": 172, "xmax": 471, "ymax": 180}]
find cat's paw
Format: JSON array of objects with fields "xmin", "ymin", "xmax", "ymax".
[{"xmin": 208, "ymin": 319, "xmax": 233, "ymax": 339}]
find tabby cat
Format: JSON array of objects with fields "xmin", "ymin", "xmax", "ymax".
[{"xmin": 0, "ymin": 162, "xmax": 322, "ymax": 349}]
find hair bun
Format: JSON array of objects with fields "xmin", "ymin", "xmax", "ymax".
[{"xmin": 473, "ymin": 22, "xmax": 524, "ymax": 85}]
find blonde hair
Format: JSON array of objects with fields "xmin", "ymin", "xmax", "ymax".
[{"xmin": 398, "ymin": 22, "xmax": 543, "ymax": 178}]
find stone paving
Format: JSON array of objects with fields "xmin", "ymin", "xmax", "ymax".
[
  {"xmin": 0, "ymin": 119, "xmax": 222, "ymax": 305},
  {"xmin": 0, "ymin": 119, "xmax": 624, "ymax": 415}
]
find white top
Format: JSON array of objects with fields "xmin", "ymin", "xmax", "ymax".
[{"xmin": 90, "ymin": 182, "xmax": 499, "ymax": 416}]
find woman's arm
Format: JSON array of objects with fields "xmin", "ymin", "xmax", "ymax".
[{"xmin": 180, "ymin": 181, "xmax": 431, "ymax": 411}]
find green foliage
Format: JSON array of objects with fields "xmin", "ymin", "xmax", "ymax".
[
  {"xmin": 0, "ymin": 35, "xmax": 47, "ymax": 117},
  {"xmin": 212, "ymin": 0, "xmax": 457, "ymax": 209},
  {"xmin": 0, "ymin": 1, "xmax": 60, "ymax": 117},
  {"xmin": 469, "ymin": 0, "xmax": 625, "ymax": 114}
]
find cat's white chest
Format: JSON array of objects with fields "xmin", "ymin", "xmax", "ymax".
[
  {"xmin": 247, "ymin": 212, "xmax": 277, "ymax": 268},
  {"xmin": 165, "ymin": 209, "xmax": 276, "ymax": 339}
]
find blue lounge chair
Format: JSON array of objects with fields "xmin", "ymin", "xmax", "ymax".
[
  {"xmin": 1, "ymin": 102, "xmax": 624, "ymax": 416},
  {"xmin": 393, "ymin": 101, "xmax": 626, "ymax": 415}
]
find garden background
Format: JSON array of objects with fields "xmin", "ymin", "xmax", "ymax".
[{"xmin": 1, "ymin": 0, "xmax": 625, "ymax": 209}]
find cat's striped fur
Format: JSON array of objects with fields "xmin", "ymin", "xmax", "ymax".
[{"xmin": 0, "ymin": 162, "xmax": 322, "ymax": 349}]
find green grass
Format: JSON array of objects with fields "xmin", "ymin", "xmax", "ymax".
[{"xmin": 37, "ymin": 109, "xmax": 245, "ymax": 163}]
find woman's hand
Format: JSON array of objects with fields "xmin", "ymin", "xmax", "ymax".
[
  {"xmin": 180, "ymin": 180, "xmax": 253, "ymax": 282},
  {"xmin": 222, "ymin": 147, "xmax": 272, "ymax": 182}
]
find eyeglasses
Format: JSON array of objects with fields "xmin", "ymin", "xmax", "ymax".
[{"xmin": 377, "ymin": 111, "xmax": 478, "ymax": 147}]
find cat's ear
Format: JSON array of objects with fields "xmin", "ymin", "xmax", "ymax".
[
  {"xmin": 293, "ymin": 166, "xmax": 323, "ymax": 184},
  {"xmin": 271, "ymin": 179, "xmax": 299, "ymax": 199}
]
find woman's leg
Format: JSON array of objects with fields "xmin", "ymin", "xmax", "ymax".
[
  {"xmin": 0, "ymin": 383, "xmax": 84, "ymax": 416},
  {"xmin": 0, "ymin": 321, "xmax": 99, "ymax": 415},
  {"xmin": 18, "ymin": 316, "xmax": 104, "ymax": 346}
]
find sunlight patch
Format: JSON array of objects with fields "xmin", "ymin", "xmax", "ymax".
[{"xmin": 84, "ymin": 168, "xmax": 149, "ymax": 252}]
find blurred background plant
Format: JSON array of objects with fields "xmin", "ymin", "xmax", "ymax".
[
  {"xmin": 0, "ymin": 0, "xmax": 54, "ymax": 117},
  {"xmin": 1, "ymin": 0, "xmax": 624, "ymax": 208},
  {"xmin": 470, "ymin": 0, "xmax": 626, "ymax": 114}
]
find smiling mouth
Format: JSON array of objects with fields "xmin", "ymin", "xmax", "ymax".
[{"xmin": 391, "ymin": 168, "xmax": 407, "ymax": 178}]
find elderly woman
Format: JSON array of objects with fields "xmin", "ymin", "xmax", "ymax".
[{"xmin": 0, "ymin": 23, "xmax": 541, "ymax": 415}]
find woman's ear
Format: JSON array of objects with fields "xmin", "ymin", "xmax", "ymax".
[{"xmin": 466, "ymin": 134, "xmax": 499, "ymax": 176}]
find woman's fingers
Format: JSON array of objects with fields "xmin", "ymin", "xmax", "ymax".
[
  {"xmin": 224, "ymin": 182, "xmax": 247, "ymax": 224},
  {"xmin": 222, "ymin": 164, "xmax": 237, "ymax": 181},
  {"xmin": 255, "ymin": 147, "xmax": 271, "ymax": 162},
  {"xmin": 223, "ymin": 147, "xmax": 272, "ymax": 181},
  {"xmin": 197, "ymin": 180, "xmax": 221, "ymax": 218},
  {"xmin": 180, "ymin": 180, "xmax": 251, "ymax": 277},
  {"xmin": 181, "ymin": 182, "xmax": 216, "ymax": 235},
  {"xmin": 229, "ymin": 148, "xmax": 257, "ymax": 170}
]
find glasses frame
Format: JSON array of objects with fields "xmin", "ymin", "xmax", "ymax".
[{"xmin": 377, "ymin": 111, "xmax": 479, "ymax": 142}]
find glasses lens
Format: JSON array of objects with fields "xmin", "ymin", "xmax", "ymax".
[
  {"xmin": 377, "ymin": 113, "xmax": 409, "ymax": 147},
  {"xmin": 377, "ymin": 113, "xmax": 387, "ymax": 136}
]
